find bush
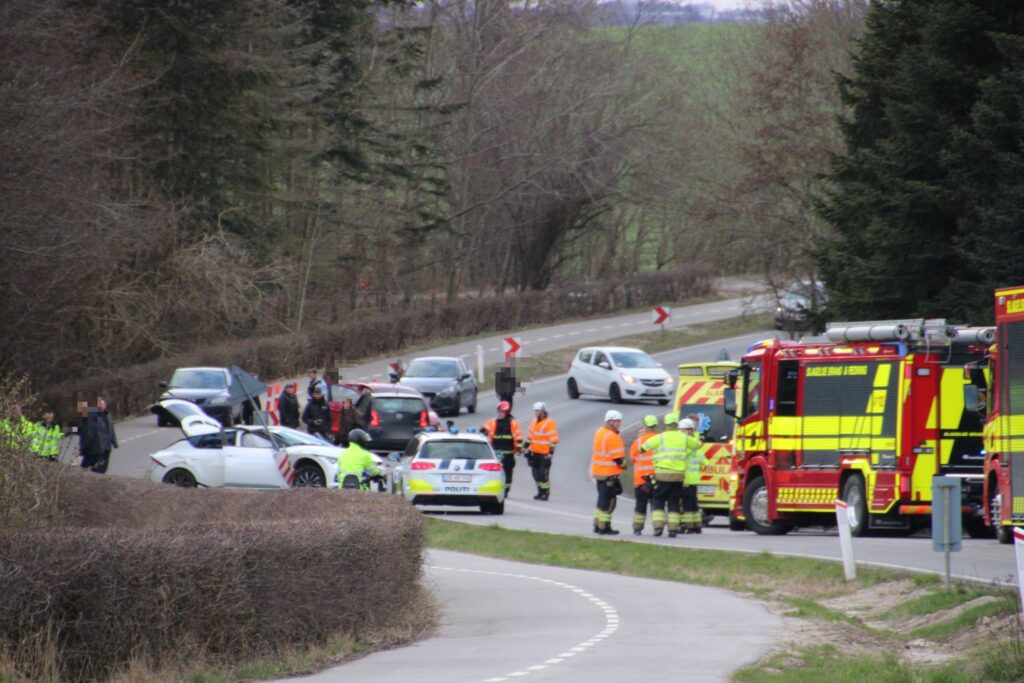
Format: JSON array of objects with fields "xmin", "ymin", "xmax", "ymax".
[
  {"xmin": 0, "ymin": 472, "xmax": 430, "ymax": 681},
  {"xmin": 53, "ymin": 266, "xmax": 712, "ymax": 418}
]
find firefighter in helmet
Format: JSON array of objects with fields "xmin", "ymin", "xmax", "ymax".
[{"xmin": 483, "ymin": 401, "xmax": 523, "ymax": 498}]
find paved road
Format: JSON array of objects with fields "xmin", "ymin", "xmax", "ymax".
[
  {"xmin": 281, "ymin": 549, "xmax": 779, "ymax": 683},
  {"xmin": 99, "ymin": 291, "xmax": 769, "ymax": 480}
]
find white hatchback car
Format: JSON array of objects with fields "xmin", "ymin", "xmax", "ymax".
[
  {"xmin": 149, "ymin": 398, "xmax": 382, "ymax": 489},
  {"xmin": 566, "ymin": 346, "xmax": 673, "ymax": 405}
]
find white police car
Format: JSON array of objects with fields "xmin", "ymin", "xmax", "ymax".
[{"xmin": 393, "ymin": 428, "xmax": 505, "ymax": 514}]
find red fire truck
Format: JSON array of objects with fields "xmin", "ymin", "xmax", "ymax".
[
  {"xmin": 966, "ymin": 286, "xmax": 1024, "ymax": 543},
  {"xmin": 724, "ymin": 321, "xmax": 993, "ymax": 536}
]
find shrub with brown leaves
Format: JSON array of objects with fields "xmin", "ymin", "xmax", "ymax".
[{"xmin": 0, "ymin": 472, "xmax": 429, "ymax": 681}]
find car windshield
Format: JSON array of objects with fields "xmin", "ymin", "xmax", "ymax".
[
  {"xmin": 169, "ymin": 369, "xmax": 227, "ymax": 389},
  {"xmin": 418, "ymin": 440, "xmax": 495, "ymax": 460},
  {"xmin": 273, "ymin": 428, "xmax": 333, "ymax": 447},
  {"xmin": 327, "ymin": 384, "xmax": 360, "ymax": 403},
  {"xmin": 610, "ymin": 351, "xmax": 658, "ymax": 369},
  {"xmin": 405, "ymin": 360, "xmax": 456, "ymax": 378}
]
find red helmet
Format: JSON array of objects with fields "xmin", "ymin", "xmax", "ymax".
[{"xmin": 497, "ymin": 401, "xmax": 511, "ymax": 413}]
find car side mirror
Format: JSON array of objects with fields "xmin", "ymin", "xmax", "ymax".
[
  {"xmin": 964, "ymin": 385, "xmax": 982, "ymax": 415},
  {"xmin": 460, "ymin": 373, "xmax": 471, "ymax": 381},
  {"xmin": 598, "ymin": 362, "xmax": 611, "ymax": 370},
  {"xmin": 724, "ymin": 388, "xmax": 737, "ymax": 417},
  {"xmin": 159, "ymin": 381, "xmax": 169, "ymax": 390},
  {"xmin": 387, "ymin": 452, "xmax": 401, "ymax": 462}
]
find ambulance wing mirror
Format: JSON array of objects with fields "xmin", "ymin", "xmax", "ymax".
[
  {"xmin": 723, "ymin": 387, "xmax": 737, "ymax": 418},
  {"xmin": 724, "ymin": 368, "xmax": 740, "ymax": 389}
]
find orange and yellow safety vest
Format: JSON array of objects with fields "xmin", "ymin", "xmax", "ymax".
[
  {"xmin": 591, "ymin": 425, "xmax": 625, "ymax": 478},
  {"xmin": 527, "ymin": 416, "xmax": 559, "ymax": 455}
]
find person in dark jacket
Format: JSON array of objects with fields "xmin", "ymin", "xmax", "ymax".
[
  {"xmin": 278, "ymin": 383, "xmax": 300, "ymax": 429},
  {"xmin": 335, "ymin": 398, "xmax": 359, "ymax": 446},
  {"xmin": 77, "ymin": 397, "xmax": 117, "ymax": 474},
  {"xmin": 302, "ymin": 387, "xmax": 330, "ymax": 439}
]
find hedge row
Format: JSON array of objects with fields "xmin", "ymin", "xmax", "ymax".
[
  {"xmin": 0, "ymin": 472, "xmax": 430, "ymax": 681},
  {"xmin": 52, "ymin": 267, "xmax": 711, "ymax": 419}
]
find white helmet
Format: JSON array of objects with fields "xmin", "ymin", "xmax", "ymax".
[
  {"xmin": 680, "ymin": 418, "xmax": 696, "ymax": 429},
  {"xmin": 533, "ymin": 401, "xmax": 547, "ymax": 412},
  {"xmin": 605, "ymin": 409, "xmax": 623, "ymax": 422}
]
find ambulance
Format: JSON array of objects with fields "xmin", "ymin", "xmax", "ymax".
[{"xmin": 673, "ymin": 362, "xmax": 741, "ymax": 523}]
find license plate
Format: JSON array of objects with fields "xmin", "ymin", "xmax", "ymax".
[
  {"xmin": 443, "ymin": 474, "xmax": 472, "ymax": 483},
  {"xmin": 697, "ymin": 485, "xmax": 716, "ymax": 496}
]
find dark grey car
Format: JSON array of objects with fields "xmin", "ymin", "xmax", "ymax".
[
  {"xmin": 157, "ymin": 367, "xmax": 242, "ymax": 427},
  {"xmin": 400, "ymin": 356, "xmax": 478, "ymax": 417}
]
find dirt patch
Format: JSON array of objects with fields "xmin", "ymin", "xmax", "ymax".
[{"xmin": 821, "ymin": 579, "xmax": 933, "ymax": 620}]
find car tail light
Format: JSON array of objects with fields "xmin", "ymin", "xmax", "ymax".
[
  {"xmin": 419, "ymin": 410, "xmax": 429, "ymax": 428},
  {"xmin": 370, "ymin": 409, "xmax": 381, "ymax": 427},
  {"xmin": 411, "ymin": 461, "xmax": 436, "ymax": 470},
  {"xmin": 479, "ymin": 462, "xmax": 503, "ymax": 471}
]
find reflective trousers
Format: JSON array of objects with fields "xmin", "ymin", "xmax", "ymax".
[
  {"xmin": 633, "ymin": 482, "xmax": 654, "ymax": 531},
  {"xmin": 652, "ymin": 480, "xmax": 683, "ymax": 533},
  {"xmin": 594, "ymin": 477, "xmax": 619, "ymax": 531}
]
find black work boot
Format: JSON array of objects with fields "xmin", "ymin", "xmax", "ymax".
[
  {"xmin": 593, "ymin": 524, "xmax": 602, "ymax": 534},
  {"xmin": 653, "ymin": 527, "xmax": 664, "ymax": 537},
  {"xmin": 540, "ymin": 490, "xmax": 549, "ymax": 501},
  {"xmin": 533, "ymin": 488, "xmax": 543, "ymax": 500},
  {"xmin": 603, "ymin": 527, "xmax": 620, "ymax": 536}
]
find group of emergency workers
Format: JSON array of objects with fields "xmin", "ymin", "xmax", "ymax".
[
  {"xmin": 482, "ymin": 401, "xmax": 559, "ymax": 501},
  {"xmin": 0, "ymin": 406, "xmax": 64, "ymax": 461},
  {"xmin": 591, "ymin": 410, "xmax": 703, "ymax": 536}
]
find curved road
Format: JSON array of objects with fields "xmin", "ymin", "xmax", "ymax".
[{"xmin": 282, "ymin": 549, "xmax": 778, "ymax": 683}]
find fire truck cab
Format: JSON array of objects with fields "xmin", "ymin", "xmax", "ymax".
[
  {"xmin": 966, "ymin": 286, "xmax": 1024, "ymax": 543},
  {"xmin": 724, "ymin": 321, "xmax": 991, "ymax": 536}
]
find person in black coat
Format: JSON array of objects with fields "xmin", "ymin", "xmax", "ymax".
[
  {"xmin": 278, "ymin": 383, "xmax": 300, "ymax": 429},
  {"xmin": 302, "ymin": 387, "xmax": 330, "ymax": 438},
  {"xmin": 77, "ymin": 397, "xmax": 117, "ymax": 474}
]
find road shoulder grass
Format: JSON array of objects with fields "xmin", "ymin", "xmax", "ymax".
[{"xmin": 426, "ymin": 519, "xmax": 1024, "ymax": 682}]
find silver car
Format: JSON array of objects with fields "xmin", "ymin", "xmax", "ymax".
[{"xmin": 395, "ymin": 429, "xmax": 505, "ymax": 514}]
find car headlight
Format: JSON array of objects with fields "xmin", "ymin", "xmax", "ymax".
[
  {"xmin": 664, "ymin": 376, "xmax": 674, "ymax": 385},
  {"xmin": 208, "ymin": 395, "xmax": 229, "ymax": 406},
  {"xmin": 621, "ymin": 373, "xmax": 637, "ymax": 384},
  {"xmin": 438, "ymin": 383, "xmax": 458, "ymax": 396}
]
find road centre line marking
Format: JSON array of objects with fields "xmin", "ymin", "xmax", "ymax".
[
  {"xmin": 585, "ymin": 328, "xmax": 597, "ymax": 332},
  {"xmin": 429, "ymin": 565, "xmax": 619, "ymax": 683},
  {"xmin": 553, "ymin": 334, "xmax": 564, "ymax": 338},
  {"xmin": 120, "ymin": 429, "xmax": 162, "ymax": 444}
]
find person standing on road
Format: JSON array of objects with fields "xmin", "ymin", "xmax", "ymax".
[
  {"xmin": 33, "ymin": 407, "xmax": 63, "ymax": 461},
  {"xmin": 336, "ymin": 429, "xmax": 381, "ymax": 490},
  {"xmin": 642, "ymin": 412, "xmax": 688, "ymax": 537},
  {"xmin": 279, "ymin": 383, "xmax": 300, "ymax": 429},
  {"xmin": 302, "ymin": 387, "xmax": 331, "ymax": 439},
  {"xmin": 629, "ymin": 414, "xmax": 660, "ymax": 535},
  {"xmin": 495, "ymin": 364, "xmax": 517, "ymax": 410},
  {"xmin": 525, "ymin": 401, "xmax": 559, "ymax": 501},
  {"xmin": 591, "ymin": 410, "xmax": 626, "ymax": 535},
  {"xmin": 77, "ymin": 397, "xmax": 117, "ymax": 474},
  {"xmin": 679, "ymin": 417, "xmax": 704, "ymax": 534},
  {"xmin": 483, "ymin": 401, "xmax": 523, "ymax": 498},
  {"xmin": 306, "ymin": 368, "xmax": 327, "ymax": 401}
]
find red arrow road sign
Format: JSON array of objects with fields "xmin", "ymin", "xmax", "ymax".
[
  {"xmin": 503, "ymin": 337, "xmax": 522, "ymax": 357},
  {"xmin": 652, "ymin": 306, "xmax": 671, "ymax": 326}
]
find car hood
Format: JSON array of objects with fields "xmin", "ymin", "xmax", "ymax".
[
  {"xmin": 160, "ymin": 387, "xmax": 230, "ymax": 401},
  {"xmin": 150, "ymin": 398, "xmax": 223, "ymax": 437},
  {"xmin": 618, "ymin": 367, "xmax": 671, "ymax": 380},
  {"xmin": 400, "ymin": 377, "xmax": 458, "ymax": 392}
]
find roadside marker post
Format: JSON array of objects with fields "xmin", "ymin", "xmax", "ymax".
[
  {"xmin": 835, "ymin": 499, "xmax": 857, "ymax": 581},
  {"xmin": 931, "ymin": 476, "xmax": 962, "ymax": 591},
  {"xmin": 503, "ymin": 336, "xmax": 522, "ymax": 361},
  {"xmin": 477, "ymin": 344, "xmax": 484, "ymax": 384},
  {"xmin": 652, "ymin": 305, "xmax": 670, "ymax": 339},
  {"xmin": 1013, "ymin": 527, "xmax": 1024, "ymax": 621}
]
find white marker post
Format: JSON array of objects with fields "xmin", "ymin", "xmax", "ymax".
[
  {"xmin": 835, "ymin": 499, "xmax": 857, "ymax": 581},
  {"xmin": 477, "ymin": 344, "xmax": 484, "ymax": 384},
  {"xmin": 1014, "ymin": 527, "xmax": 1024, "ymax": 619}
]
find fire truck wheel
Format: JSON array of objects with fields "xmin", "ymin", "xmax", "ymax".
[
  {"xmin": 991, "ymin": 492, "xmax": 1014, "ymax": 544},
  {"xmin": 841, "ymin": 476, "xmax": 869, "ymax": 536},
  {"xmin": 742, "ymin": 476, "xmax": 793, "ymax": 535}
]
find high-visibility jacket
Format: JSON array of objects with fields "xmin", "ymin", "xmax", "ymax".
[
  {"xmin": 483, "ymin": 417, "xmax": 523, "ymax": 455},
  {"xmin": 630, "ymin": 430, "xmax": 658, "ymax": 486},
  {"xmin": 683, "ymin": 432, "xmax": 702, "ymax": 486},
  {"xmin": 527, "ymin": 416, "xmax": 559, "ymax": 455},
  {"xmin": 337, "ymin": 443, "xmax": 380, "ymax": 482},
  {"xmin": 0, "ymin": 418, "xmax": 36, "ymax": 451},
  {"xmin": 642, "ymin": 430, "xmax": 690, "ymax": 475},
  {"xmin": 33, "ymin": 422, "xmax": 63, "ymax": 458},
  {"xmin": 591, "ymin": 426, "xmax": 625, "ymax": 478}
]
